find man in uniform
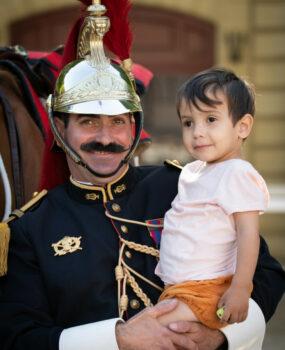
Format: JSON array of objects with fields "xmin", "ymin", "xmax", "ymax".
[{"xmin": 0, "ymin": 1, "xmax": 284, "ymax": 349}]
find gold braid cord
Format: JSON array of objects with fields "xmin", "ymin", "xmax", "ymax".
[
  {"xmin": 115, "ymin": 237, "xmax": 163, "ymax": 318},
  {"xmin": 121, "ymin": 237, "xmax": 160, "ymax": 258}
]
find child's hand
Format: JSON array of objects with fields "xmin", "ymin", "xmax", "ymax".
[{"xmin": 217, "ymin": 285, "xmax": 249, "ymax": 324}]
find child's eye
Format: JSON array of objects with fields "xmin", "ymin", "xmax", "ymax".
[
  {"xmin": 183, "ymin": 120, "xmax": 193, "ymax": 127},
  {"xmin": 207, "ymin": 116, "xmax": 216, "ymax": 123}
]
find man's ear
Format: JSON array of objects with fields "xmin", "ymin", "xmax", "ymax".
[
  {"xmin": 237, "ymin": 114, "xmax": 254, "ymax": 139},
  {"xmin": 53, "ymin": 117, "xmax": 66, "ymax": 146}
]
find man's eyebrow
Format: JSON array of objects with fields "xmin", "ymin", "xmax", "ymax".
[{"xmin": 76, "ymin": 114, "xmax": 99, "ymax": 120}]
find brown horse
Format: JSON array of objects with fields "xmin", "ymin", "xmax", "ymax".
[
  {"xmin": 0, "ymin": 70, "xmax": 45, "ymax": 221},
  {"xmin": 0, "ymin": 47, "xmax": 62, "ymax": 221}
]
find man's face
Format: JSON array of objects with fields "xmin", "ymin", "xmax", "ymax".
[{"xmin": 55, "ymin": 113, "xmax": 133, "ymax": 184}]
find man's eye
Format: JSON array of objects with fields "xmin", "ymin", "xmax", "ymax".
[
  {"xmin": 114, "ymin": 119, "xmax": 125, "ymax": 124},
  {"xmin": 208, "ymin": 116, "xmax": 216, "ymax": 123},
  {"xmin": 81, "ymin": 119, "xmax": 93, "ymax": 125}
]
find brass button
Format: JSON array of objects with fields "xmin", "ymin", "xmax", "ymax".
[
  {"xmin": 32, "ymin": 191, "xmax": 38, "ymax": 198},
  {"xmin": 112, "ymin": 203, "xmax": 121, "ymax": 213},
  {"xmin": 125, "ymin": 251, "xmax": 132, "ymax": 259},
  {"xmin": 130, "ymin": 299, "xmax": 140, "ymax": 309},
  {"xmin": 121, "ymin": 225, "xmax": 128, "ymax": 234},
  {"xmin": 172, "ymin": 159, "xmax": 180, "ymax": 165}
]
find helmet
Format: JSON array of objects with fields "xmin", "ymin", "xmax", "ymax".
[
  {"xmin": 53, "ymin": 60, "xmax": 141, "ymax": 115},
  {"xmin": 47, "ymin": 0, "xmax": 143, "ymax": 178}
]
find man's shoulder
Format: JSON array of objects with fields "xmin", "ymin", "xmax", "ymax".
[
  {"xmin": 136, "ymin": 159, "xmax": 182, "ymax": 178},
  {"xmin": 5, "ymin": 190, "xmax": 48, "ymax": 226},
  {"xmin": 164, "ymin": 159, "xmax": 183, "ymax": 170},
  {"xmin": 8, "ymin": 184, "xmax": 68, "ymax": 227},
  {"xmin": 133, "ymin": 160, "xmax": 182, "ymax": 193},
  {"xmin": 0, "ymin": 188, "xmax": 61, "ymax": 276}
]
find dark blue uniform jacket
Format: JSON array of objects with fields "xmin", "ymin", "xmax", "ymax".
[{"xmin": 0, "ymin": 164, "xmax": 284, "ymax": 350}]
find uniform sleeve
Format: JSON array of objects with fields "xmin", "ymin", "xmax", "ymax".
[
  {"xmin": 217, "ymin": 164, "xmax": 269, "ymax": 215},
  {"xmin": 251, "ymin": 236, "xmax": 285, "ymax": 322},
  {"xmin": 221, "ymin": 298, "xmax": 265, "ymax": 349},
  {"xmin": 59, "ymin": 319, "xmax": 122, "ymax": 350},
  {"xmin": 0, "ymin": 221, "xmax": 63, "ymax": 349}
]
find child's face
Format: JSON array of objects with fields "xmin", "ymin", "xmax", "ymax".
[{"xmin": 179, "ymin": 89, "xmax": 250, "ymax": 164}]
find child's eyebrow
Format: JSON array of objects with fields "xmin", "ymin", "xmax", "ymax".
[
  {"xmin": 201, "ymin": 109, "xmax": 220, "ymax": 113},
  {"xmin": 180, "ymin": 109, "xmax": 220, "ymax": 118},
  {"xmin": 194, "ymin": 107, "xmax": 222, "ymax": 114}
]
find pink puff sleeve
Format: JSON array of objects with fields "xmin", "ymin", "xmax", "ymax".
[{"xmin": 216, "ymin": 161, "xmax": 269, "ymax": 215}]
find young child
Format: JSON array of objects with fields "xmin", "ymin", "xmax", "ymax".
[{"xmin": 155, "ymin": 68, "xmax": 269, "ymax": 329}]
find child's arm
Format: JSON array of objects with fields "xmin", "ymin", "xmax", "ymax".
[{"xmin": 218, "ymin": 210, "xmax": 260, "ymax": 324}]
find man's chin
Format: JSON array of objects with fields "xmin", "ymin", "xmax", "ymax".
[
  {"xmin": 85, "ymin": 163, "xmax": 128, "ymax": 186},
  {"xmin": 88, "ymin": 162, "xmax": 125, "ymax": 178},
  {"xmin": 79, "ymin": 151, "xmax": 129, "ymax": 179}
]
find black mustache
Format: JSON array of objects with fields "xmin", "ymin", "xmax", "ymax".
[{"xmin": 80, "ymin": 141, "xmax": 130, "ymax": 153}]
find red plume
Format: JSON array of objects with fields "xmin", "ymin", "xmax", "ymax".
[
  {"xmin": 60, "ymin": 16, "xmax": 85, "ymax": 70},
  {"xmin": 102, "ymin": 0, "xmax": 134, "ymax": 60},
  {"xmin": 76, "ymin": 0, "xmax": 134, "ymax": 60}
]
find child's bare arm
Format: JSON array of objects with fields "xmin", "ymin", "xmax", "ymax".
[{"xmin": 218, "ymin": 211, "xmax": 260, "ymax": 324}]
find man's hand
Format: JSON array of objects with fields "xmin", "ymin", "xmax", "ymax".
[
  {"xmin": 116, "ymin": 299, "xmax": 198, "ymax": 350},
  {"xmin": 168, "ymin": 321, "xmax": 226, "ymax": 350}
]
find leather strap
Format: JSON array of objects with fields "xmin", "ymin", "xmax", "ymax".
[{"xmin": 0, "ymin": 86, "xmax": 25, "ymax": 208}]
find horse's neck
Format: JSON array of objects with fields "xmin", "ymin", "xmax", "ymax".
[{"xmin": 0, "ymin": 70, "xmax": 45, "ymax": 220}]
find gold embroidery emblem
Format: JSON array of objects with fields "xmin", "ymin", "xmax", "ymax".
[
  {"xmin": 52, "ymin": 236, "xmax": 82, "ymax": 256},
  {"xmin": 85, "ymin": 193, "xmax": 100, "ymax": 200},
  {"xmin": 114, "ymin": 184, "xmax": 126, "ymax": 194}
]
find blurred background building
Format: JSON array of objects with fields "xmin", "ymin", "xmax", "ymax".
[{"xmin": 0, "ymin": 0, "xmax": 284, "ymax": 347}]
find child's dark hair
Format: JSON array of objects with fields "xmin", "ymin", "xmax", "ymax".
[{"xmin": 176, "ymin": 68, "xmax": 255, "ymax": 125}]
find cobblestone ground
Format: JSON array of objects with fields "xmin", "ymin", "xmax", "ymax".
[{"xmin": 263, "ymin": 295, "xmax": 285, "ymax": 349}]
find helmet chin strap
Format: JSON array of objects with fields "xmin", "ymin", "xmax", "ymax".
[
  {"xmin": 83, "ymin": 158, "xmax": 127, "ymax": 179},
  {"xmin": 49, "ymin": 107, "xmax": 143, "ymax": 179}
]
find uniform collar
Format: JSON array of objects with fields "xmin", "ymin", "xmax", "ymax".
[{"xmin": 67, "ymin": 165, "xmax": 136, "ymax": 203}]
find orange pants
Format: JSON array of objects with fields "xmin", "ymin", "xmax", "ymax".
[{"xmin": 159, "ymin": 275, "xmax": 252, "ymax": 329}]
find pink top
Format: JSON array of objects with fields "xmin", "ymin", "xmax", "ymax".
[{"xmin": 155, "ymin": 159, "xmax": 269, "ymax": 285}]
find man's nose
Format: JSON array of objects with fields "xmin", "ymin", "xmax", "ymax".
[{"xmin": 95, "ymin": 124, "xmax": 113, "ymax": 145}]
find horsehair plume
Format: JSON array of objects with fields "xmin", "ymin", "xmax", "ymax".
[
  {"xmin": 77, "ymin": 0, "xmax": 134, "ymax": 60},
  {"xmin": 102, "ymin": 0, "xmax": 134, "ymax": 60}
]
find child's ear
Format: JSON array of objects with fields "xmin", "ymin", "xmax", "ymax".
[{"xmin": 237, "ymin": 114, "xmax": 254, "ymax": 139}]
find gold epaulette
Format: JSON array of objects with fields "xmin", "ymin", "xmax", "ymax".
[
  {"xmin": 164, "ymin": 159, "xmax": 183, "ymax": 170},
  {"xmin": 0, "ymin": 190, "xmax": 48, "ymax": 276}
]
